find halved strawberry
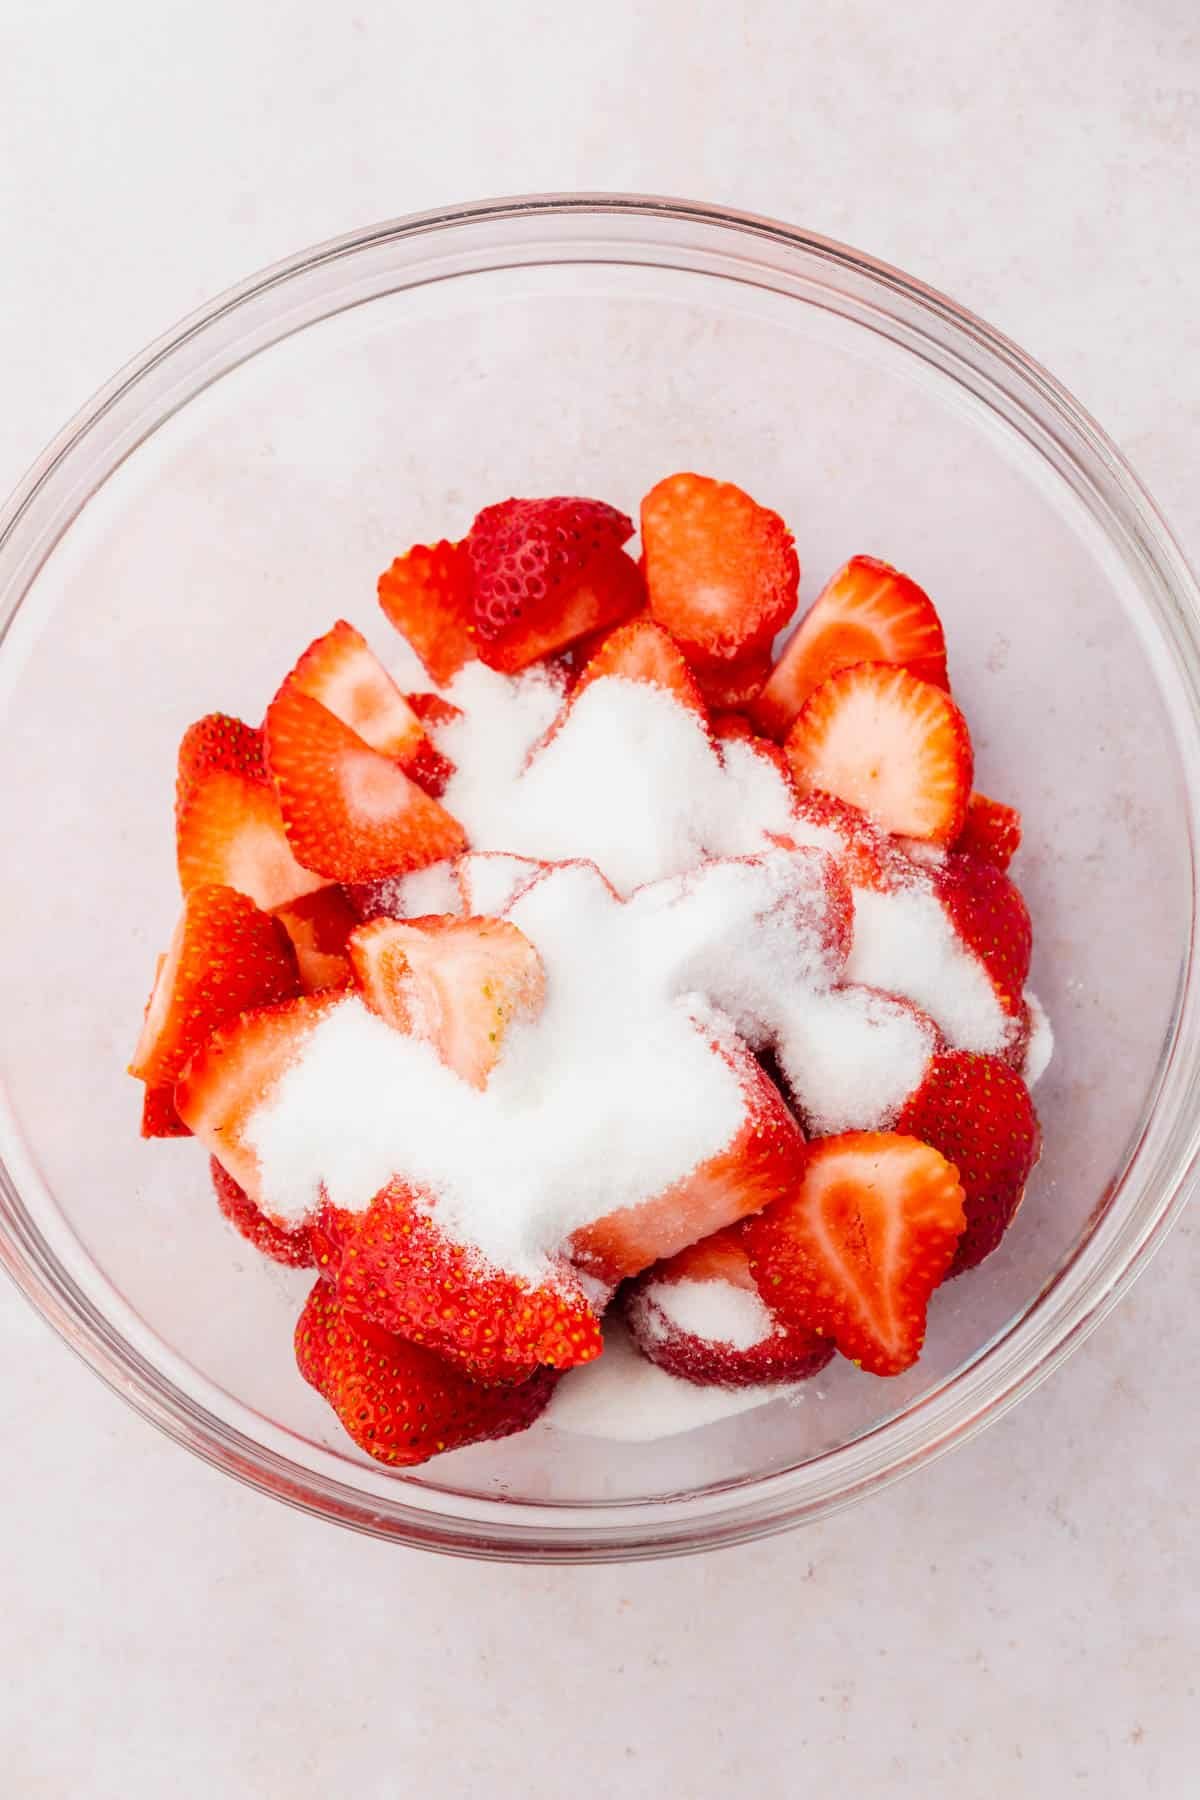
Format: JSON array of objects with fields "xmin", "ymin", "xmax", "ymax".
[
  {"xmin": 348, "ymin": 914, "xmax": 545, "ymax": 1088},
  {"xmin": 295, "ymin": 1282, "xmax": 559, "ymax": 1467},
  {"xmin": 568, "ymin": 1038, "xmax": 806, "ymax": 1285},
  {"xmin": 210, "ymin": 1155, "xmax": 314, "ymax": 1268},
  {"xmin": 934, "ymin": 853, "xmax": 1032, "ymax": 1017},
  {"xmin": 129, "ymin": 885, "xmax": 300, "ymax": 1087},
  {"xmin": 787, "ymin": 791, "xmax": 910, "ymax": 892},
  {"xmin": 572, "ymin": 617, "xmax": 707, "ymax": 719},
  {"xmin": 743, "ymin": 1132, "xmax": 966, "ymax": 1376},
  {"xmin": 176, "ymin": 712, "xmax": 267, "ymax": 799},
  {"xmin": 285, "ymin": 619, "xmax": 452, "ymax": 794},
  {"xmin": 175, "ymin": 991, "xmax": 345, "ymax": 1200},
  {"xmin": 465, "ymin": 496, "xmax": 643, "ymax": 673},
  {"xmin": 640, "ymin": 473, "xmax": 799, "ymax": 666},
  {"xmin": 955, "ymin": 792, "xmax": 1022, "ymax": 871},
  {"xmin": 377, "ymin": 540, "xmax": 477, "ymax": 685},
  {"xmin": 264, "ymin": 685, "xmax": 467, "ymax": 883},
  {"xmin": 896, "ymin": 1052, "xmax": 1041, "ymax": 1274},
  {"xmin": 176, "ymin": 715, "xmax": 324, "ymax": 911},
  {"xmin": 273, "ymin": 886, "xmax": 358, "ymax": 992},
  {"xmin": 141, "ymin": 1085, "xmax": 191, "ymax": 1139},
  {"xmin": 692, "ymin": 645, "xmax": 773, "ymax": 710},
  {"xmin": 785, "ymin": 663, "xmax": 973, "ymax": 844},
  {"xmin": 751, "ymin": 556, "xmax": 949, "ymax": 741},
  {"xmin": 314, "ymin": 1183, "xmax": 603, "ymax": 1382},
  {"xmin": 623, "ymin": 1226, "xmax": 835, "ymax": 1388}
]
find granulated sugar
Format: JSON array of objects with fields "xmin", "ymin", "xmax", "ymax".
[
  {"xmin": 846, "ymin": 881, "xmax": 1012, "ymax": 1055},
  {"xmin": 778, "ymin": 985, "xmax": 938, "ymax": 1134},
  {"xmin": 457, "ymin": 851, "xmax": 546, "ymax": 916},
  {"xmin": 1023, "ymin": 991, "xmax": 1054, "ymax": 1087},
  {"xmin": 641, "ymin": 1275, "xmax": 774, "ymax": 1350}
]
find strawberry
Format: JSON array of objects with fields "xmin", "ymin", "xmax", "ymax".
[
  {"xmin": 285, "ymin": 620, "xmax": 452, "ymax": 794},
  {"xmin": 569, "ymin": 604, "xmax": 650, "ymax": 672},
  {"xmin": 640, "ymin": 473, "xmax": 799, "ymax": 666},
  {"xmin": 465, "ymin": 496, "xmax": 643, "ymax": 673},
  {"xmin": 377, "ymin": 539, "xmax": 477, "ymax": 685},
  {"xmin": 295, "ymin": 1283, "xmax": 558, "ymax": 1467},
  {"xmin": 129, "ymin": 884, "xmax": 300, "ymax": 1087},
  {"xmin": 751, "ymin": 556, "xmax": 949, "ymax": 741},
  {"xmin": 955, "ymin": 792, "xmax": 1022, "ymax": 871},
  {"xmin": 787, "ymin": 791, "xmax": 910, "ymax": 893},
  {"xmin": 272, "ymin": 886, "xmax": 357, "ymax": 992},
  {"xmin": 176, "ymin": 714, "xmax": 324, "ymax": 911},
  {"xmin": 210, "ymin": 1155, "xmax": 314, "ymax": 1268},
  {"xmin": 176, "ymin": 712, "xmax": 267, "ymax": 798},
  {"xmin": 743, "ymin": 1132, "xmax": 966, "ymax": 1376},
  {"xmin": 934, "ymin": 853, "xmax": 1032, "ymax": 1017},
  {"xmin": 405, "ymin": 691, "xmax": 463, "ymax": 731},
  {"xmin": 175, "ymin": 991, "xmax": 345, "ymax": 1200},
  {"xmin": 568, "ymin": 1037, "xmax": 806, "ymax": 1285},
  {"xmin": 623, "ymin": 1226, "xmax": 835, "ymax": 1388},
  {"xmin": 348, "ymin": 914, "xmax": 545, "ymax": 1088},
  {"xmin": 314, "ymin": 1182, "xmax": 603, "ymax": 1382},
  {"xmin": 263, "ymin": 684, "xmax": 466, "ymax": 883},
  {"xmin": 141, "ymin": 1084, "xmax": 191, "ymax": 1139},
  {"xmin": 710, "ymin": 712, "xmax": 756, "ymax": 744},
  {"xmin": 785, "ymin": 663, "xmax": 973, "ymax": 844},
  {"xmin": 692, "ymin": 645, "xmax": 773, "ymax": 710},
  {"xmin": 571, "ymin": 617, "xmax": 707, "ymax": 720},
  {"xmin": 896, "ymin": 1052, "xmax": 1041, "ymax": 1274}
]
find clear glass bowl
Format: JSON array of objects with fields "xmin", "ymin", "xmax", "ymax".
[{"xmin": 2, "ymin": 194, "xmax": 1199, "ymax": 1562}]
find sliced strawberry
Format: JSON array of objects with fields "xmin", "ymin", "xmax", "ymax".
[
  {"xmin": 743, "ymin": 1132, "xmax": 965, "ymax": 1376},
  {"xmin": 896, "ymin": 1052, "xmax": 1041, "ymax": 1274},
  {"xmin": 787, "ymin": 791, "xmax": 910, "ymax": 892},
  {"xmin": 569, "ymin": 604, "xmax": 650, "ymax": 672},
  {"xmin": 785, "ymin": 663, "xmax": 973, "ymax": 844},
  {"xmin": 406, "ymin": 692, "xmax": 463, "ymax": 731},
  {"xmin": 175, "ymin": 991, "xmax": 345, "ymax": 1201},
  {"xmin": 273, "ymin": 886, "xmax": 357, "ymax": 992},
  {"xmin": 348, "ymin": 914, "xmax": 545, "ymax": 1088},
  {"xmin": 572, "ymin": 617, "xmax": 707, "ymax": 719},
  {"xmin": 569, "ymin": 1038, "xmax": 806, "ymax": 1285},
  {"xmin": 640, "ymin": 472, "xmax": 799, "ymax": 666},
  {"xmin": 692, "ymin": 645, "xmax": 773, "ymax": 710},
  {"xmin": 465, "ymin": 496, "xmax": 643, "ymax": 673},
  {"xmin": 711, "ymin": 712, "xmax": 756, "ymax": 744},
  {"xmin": 176, "ymin": 715, "xmax": 324, "ymax": 911},
  {"xmin": 295, "ymin": 1282, "xmax": 558, "ymax": 1467},
  {"xmin": 751, "ymin": 556, "xmax": 949, "ymax": 741},
  {"xmin": 377, "ymin": 539, "xmax": 477, "ymax": 685},
  {"xmin": 129, "ymin": 884, "xmax": 300, "ymax": 1086},
  {"xmin": 210, "ymin": 1156, "xmax": 314, "ymax": 1268},
  {"xmin": 140, "ymin": 1084, "xmax": 191, "ymax": 1139},
  {"xmin": 285, "ymin": 620, "xmax": 454, "ymax": 796},
  {"xmin": 934, "ymin": 853, "xmax": 1032, "ymax": 1017},
  {"xmin": 314, "ymin": 1183, "xmax": 603, "ymax": 1383},
  {"xmin": 955, "ymin": 792, "xmax": 1022, "ymax": 871},
  {"xmin": 455, "ymin": 851, "xmax": 549, "ymax": 917},
  {"xmin": 623, "ymin": 1226, "xmax": 834, "ymax": 1388},
  {"xmin": 176, "ymin": 712, "xmax": 267, "ymax": 799},
  {"xmin": 263, "ymin": 684, "xmax": 466, "ymax": 883}
]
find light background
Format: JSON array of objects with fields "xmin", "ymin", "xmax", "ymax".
[{"xmin": 2, "ymin": 2, "xmax": 1198, "ymax": 1793}]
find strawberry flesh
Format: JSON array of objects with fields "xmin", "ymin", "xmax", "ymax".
[
  {"xmin": 210, "ymin": 1155, "xmax": 314, "ymax": 1268},
  {"xmin": 377, "ymin": 540, "xmax": 477, "ymax": 685},
  {"xmin": 955, "ymin": 792, "xmax": 1022, "ymax": 870},
  {"xmin": 176, "ymin": 714, "xmax": 325, "ymax": 911},
  {"xmin": 273, "ymin": 886, "xmax": 358, "ymax": 992}
]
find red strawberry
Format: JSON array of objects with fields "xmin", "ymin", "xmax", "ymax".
[
  {"xmin": 285, "ymin": 620, "xmax": 452, "ymax": 794},
  {"xmin": 623, "ymin": 1226, "xmax": 835, "ymax": 1388},
  {"xmin": 711, "ymin": 712, "xmax": 756, "ymax": 744},
  {"xmin": 692, "ymin": 645, "xmax": 774, "ymax": 710},
  {"xmin": 751, "ymin": 556, "xmax": 949, "ymax": 741},
  {"xmin": 176, "ymin": 712, "xmax": 267, "ymax": 798},
  {"xmin": 640, "ymin": 473, "xmax": 799, "ymax": 666},
  {"xmin": 785, "ymin": 663, "xmax": 973, "ymax": 844},
  {"xmin": 176, "ymin": 715, "xmax": 324, "ymax": 911},
  {"xmin": 569, "ymin": 1038, "xmax": 806, "ymax": 1285},
  {"xmin": 175, "ymin": 991, "xmax": 345, "ymax": 1201},
  {"xmin": 465, "ymin": 496, "xmax": 643, "ymax": 672},
  {"xmin": 348, "ymin": 913, "xmax": 545, "ymax": 1088},
  {"xmin": 141, "ymin": 1084, "xmax": 191, "ymax": 1139},
  {"xmin": 264, "ymin": 684, "xmax": 466, "ymax": 883},
  {"xmin": 787, "ymin": 791, "xmax": 909, "ymax": 892},
  {"xmin": 569, "ymin": 604, "xmax": 650, "ymax": 672},
  {"xmin": 314, "ymin": 1182, "xmax": 604, "ymax": 1383},
  {"xmin": 406, "ymin": 691, "xmax": 463, "ymax": 731},
  {"xmin": 743, "ymin": 1132, "xmax": 966, "ymax": 1376},
  {"xmin": 571, "ymin": 616, "xmax": 708, "ymax": 719},
  {"xmin": 377, "ymin": 539, "xmax": 477, "ymax": 685},
  {"xmin": 955, "ymin": 792, "xmax": 1022, "ymax": 870},
  {"xmin": 934, "ymin": 853, "xmax": 1032, "ymax": 1017},
  {"xmin": 896, "ymin": 1052, "xmax": 1041, "ymax": 1274},
  {"xmin": 129, "ymin": 884, "xmax": 300, "ymax": 1087},
  {"xmin": 295, "ymin": 1282, "xmax": 558, "ymax": 1467},
  {"xmin": 210, "ymin": 1155, "xmax": 314, "ymax": 1268},
  {"xmin": 273, "ymin": 886, "xmax": 358, "ymax": 992}
]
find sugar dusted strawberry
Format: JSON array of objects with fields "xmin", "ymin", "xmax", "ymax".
[
  {"xmin": 744, "ymin": 1132, "xmax": 965, "ymax": 1376},
  {"xmin": 130, "ymin": 884, "xmax": 300, "ymax": 1087},
  {"xmin": 896, "ymin": 1052, "xmax": 1041, "ymax": 1274},
  {"xmin": 934, "ymin": 853, "xmax": 1032, "ymax": 1017},
  {"xmin": 455, "ymin": 851, "xmax": 549, "ymax": 917},
  {"xmin": 286, "ymin": 620, "xmax": 434, "ymax": 767},
  {"xmin": 752, "ymin": 556, "xmax": 949, "ymax": 741},
  {"xmin": 572, "ymin": 617, "xmax": 707, "ymax": 719},
  {"xmin": 787, "ymin": 791, "xmax": 909, "ymax": 893},
  {"xmin": 264, "ymin": 685, "xmax": 467, "ymax": 883},
  {"xmin": 348, "ymin": 913, "xmax": 545, "ymax": 1088},
  {"xmin": 956, "ymin": 792, "xmax": 1022, "ymax": 871},
  {"xmin": 641, "ymin": 473, "xmax": 799, "ymax": 666},
  {"xmin": 176, "ymin": 715, "xmax": 324, "ymax": 911},
  {"xmin": 295, "ymin": 1282, "xmax": 558, "ymax": 1467},
  {"xmin": 273, "ymin": 886, "xmax": 357, "ymax": 992},
  {"xmin": 377, "ymin": 539, "xmax": 477, "ymax": 684},
  {"xmin": 141, "ymin": 1085, "xmax": 191, "ymax": 1139},
  {"xmin": 465, "ymin": 496, "xmax": 643, "ymax": 673},
  {"xmin": 785, "ymin": 663, "xmax": 973, "ymax": 844},
  {"xmin": 692, "ymin": 645, "xmax": 773, "ymax": 710},
  {"xmin": 210, "ymin": 1156, "xmax": 314, "ymax": 1268}
]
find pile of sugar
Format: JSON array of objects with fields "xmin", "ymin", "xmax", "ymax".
[
  {"xmin": 778, "ymin": 986, "xmax": 939, "ymax": 1135},
  {"xmin": 639, "ymin": 1275, "xmax": 774, "ymax": 1351}
]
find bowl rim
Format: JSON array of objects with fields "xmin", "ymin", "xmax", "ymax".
[{"xmin": 2, "ymin": 190, "xmax": 1199, "ymax": 1561}]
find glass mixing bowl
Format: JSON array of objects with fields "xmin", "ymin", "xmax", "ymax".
[{"xmin": 2, "ymin": 195, "xmax": 1198, "ymax": 1562}]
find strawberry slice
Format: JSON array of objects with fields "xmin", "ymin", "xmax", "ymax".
[
  {"xmin": 348, "ymin": 914, "xmax": 545, "ymax": 1088},
  {"xmin": 572, "ymin": 617, "xmax": 707, "ymax": 719},
  {"xmin": 263, "ymin": 684, "xmax": 467, "ymax": 883},
  {"xmin": 751, "ymin": 556, "xmax": 949, "ymax": 741},
  {"xmin": 405, "ymin": 691, "xmax": 463, "ymax": 731},
  {"xmin": 272, "ymin": 886, "xmax": 358, "ymax": 993},
  {"xmin": 640, "ymin": 473, "xmax": 799, "ymax": 666},
  {"xmin": 692, "ymin": 645, "xmax": 773, "ymax": 710},
  {"xmin": 787, "ymin": 791, "xmax": 911, "ymax": 893},
  {"xmin": 896, "ymin": 1052, "xmax": 1041, "ymax": 1274},
  {"xmin": 465, "ymin": 496, "xmax": 643, "ymax": 673},
  {"xmin": 295, "ymin": 1282, "xmax": 559, "ymax": 1467},
  {"xmin": 377, "ymin": 539, "xmax": 477, "ymax": 685},
  {"xmin": 210, "ymin": 1156, "xmax": 314, "ymax": 1268},
  {"xmin": 175, "ymin": 991, "xmax": 345, "ymax": 1200},
  {"xmin": 934, "ymin": 853, "xmax": 1032, "ymax": 1017},
  {"xmin": 568, "ymin": 1038, "xmax": 806, "ymax": 1285},
  {"xmin": 623, "ymin": 1226, "xmax": 835, "ymax": 1388},
  {"xmin": 129, "ymin": 884, "xmax": 300, "ymax": 1087},
  {"xmin": 141, "ymin": 1084, "xmax": 191, "ymax": 1139},
  {"xmin": 176, "ymin": 714, "xmax": 325, "ymax": 910},
  {"xmin": 784, "ymin": 663, "xmax": 973, "ymax": 844},
  {"xmin": 285, "ymin": 619, "xmax": 452, "ymax": 793},
  {"xmin": 955, "ymin": 792, "xmax": 1022, "ymax": 871},
  {"xmin": 744, "ymin": 1132, "xmax": 965, "ymax": 1376},
  {"xmin": 315, "ymin": 1183, "xmax": 604, "ymax": 1382},
  {"xmin": 176, "ymin": 711, "xmax": 268, "ymax": 797}
]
